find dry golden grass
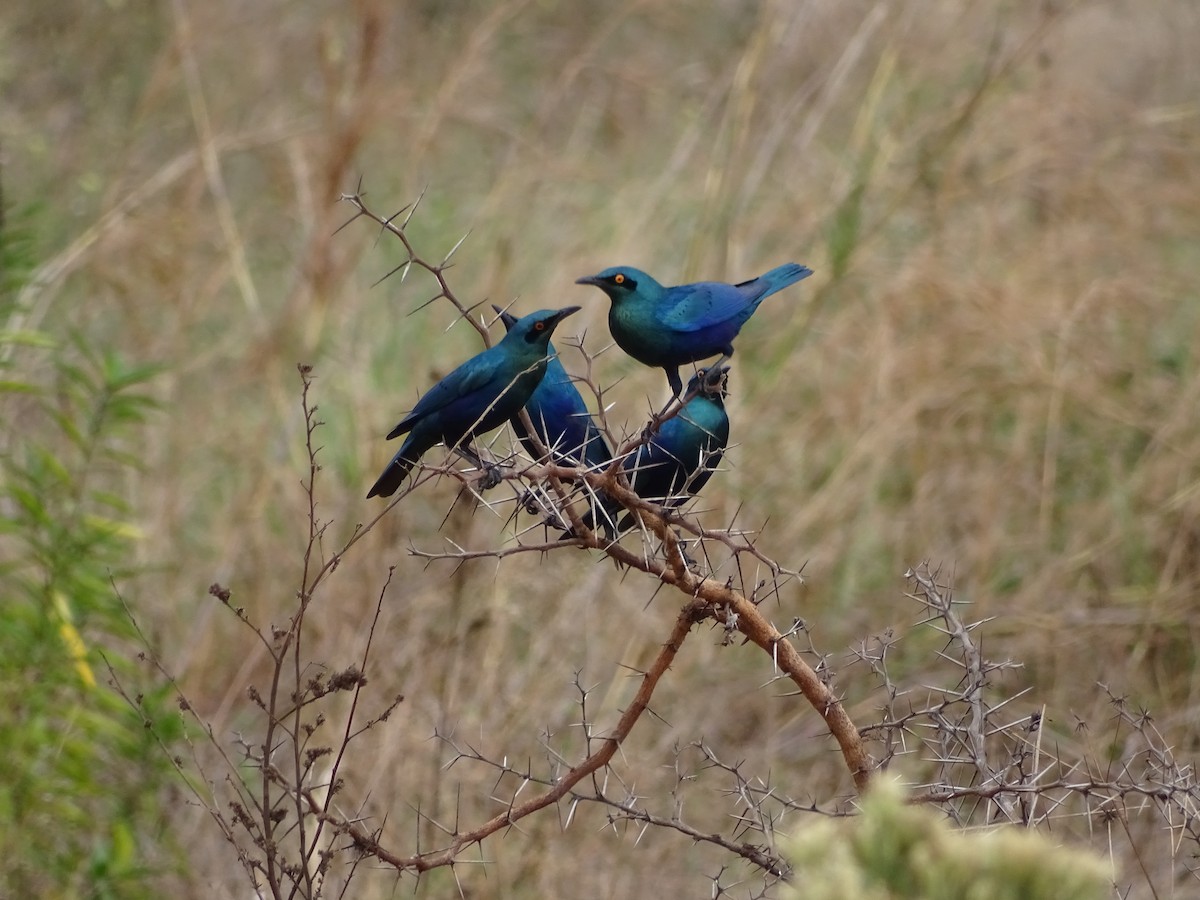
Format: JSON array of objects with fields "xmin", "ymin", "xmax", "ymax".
[{"xmin": 5, "ymin": 0, "xmax": 1200, "ymax": 896}]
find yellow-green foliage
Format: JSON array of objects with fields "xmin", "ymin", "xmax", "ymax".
[{"xmin": 784, "ymin": 781, "xmax": 1109, "ymax": 900}]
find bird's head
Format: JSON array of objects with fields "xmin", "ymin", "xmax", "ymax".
[
  {"xmin": 688, "ymin": 364, "xmax": 730, "ymax": 403},
  {"xmin": 575, "ymin": 267, "xmax": 655, "ymax": 304},
  {"xmin": 500, "ymin": 306, "xmax": 580, "ymax": 348}
]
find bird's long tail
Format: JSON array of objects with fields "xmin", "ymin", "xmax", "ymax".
[
  {"xmin": 366, "ymin": 447, "xmax": 417, "ymax": 499},
  {"xmin": 753, "ymin": 262, "xmax": 814, "ymax": 299}
]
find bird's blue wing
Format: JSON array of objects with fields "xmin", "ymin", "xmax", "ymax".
[
  {"xmin": 386, "ymin": 351, "xmax": 504, "ymax": 439},
  {"xmin": 659, "ymin": 282, "xmax": 758, "ymax": 332},
  {"xmin": 660, "ymin": 265, "xmax": 812, "ymax": 333}
]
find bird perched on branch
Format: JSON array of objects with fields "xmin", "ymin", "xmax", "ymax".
[
  {"xmin": 576, "ymin": 363, "xmax": 731, "ymax": 537},
  {"xmin": 493, "ymin": 305, "xmax": 612, "ymax": 472},
  {"xmin": 575, "ymin": 263, "xmax": 812, "ymax": 398},
  {"xmin": 366, "ymin": 306, "xmax": 580, "ymax": 498}
]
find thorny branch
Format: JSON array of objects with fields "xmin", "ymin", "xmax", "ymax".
[
  {"xmin": 338, "ymin": 182, "xmax": 491, "ymax": 344},
  {"xmin": 850, "ymin": 561, "xmax": 1200, "ymax": 889},
  {"xmin": 295, "ymin": 599, "xmax": 707, "ymax": 872},
  {"xmin": 906, "ymin": 564, "xmax": 1018, "ymax": 821},
  {"xmin": 406, "ymin": 454, "xmax": 869, "ymax": 791}
]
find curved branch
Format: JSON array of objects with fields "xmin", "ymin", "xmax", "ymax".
[
  {"xmin": 622, "ymin": 505, "xmax": 872, "ymax": 792},
  {"xmin": 339, "ymin": 188, "xmax": 492, "ymax": 344},
  {"xmin": 410, "ymin": 464, "xmax": 872, "ymax": 792}
]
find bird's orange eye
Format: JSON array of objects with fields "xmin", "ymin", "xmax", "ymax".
[
  {"xmin": 614, "ymin": 273, "xmax": 625, "ymax": 285},
  {"xmin": 535, "ymin": 321, "xmax": 546, "ymax": 330}
]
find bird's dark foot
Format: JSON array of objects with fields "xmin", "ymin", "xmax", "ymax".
[
  {"xmin": 551, "ymin": 518, "xmax": 580, "ymax": 539},
  {"xmin": 678, "ymin": 537, "xmax": 700, "ymax": 572},
  {"xmin": 642, "ymin": 400, "xmax": 678, "ymax": 442},
  {"xmin": 519, "ymin": 488, "xmax": 542, "ymax": 515},
  {"xmin": 478, "ymin": 462, "xmax": 505, "ymax": 490}
]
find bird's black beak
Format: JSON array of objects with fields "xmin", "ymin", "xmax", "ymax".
[
  {"xmin": 574, "ymin": 274, "xmax": 603, "ymax": 288},
  {"xmin": 550, "ymin": 305, "xmax": 581, "ymax": 325}
]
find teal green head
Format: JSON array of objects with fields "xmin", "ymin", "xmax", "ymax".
[
  {"xmin": 499, "ymin": 306, "xmax": 580, "ymax": 349},
  {"xmin": 575, "ymin": 267, "xmax": 660, "ymax": 304}
]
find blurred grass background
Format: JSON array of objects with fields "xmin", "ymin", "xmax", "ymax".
[{"xmin": 2, "ymin": 0, "xmax": 1199, "ymax": 896}]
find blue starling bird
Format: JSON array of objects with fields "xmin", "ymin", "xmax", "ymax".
[
  {"xmin": 493, "ymin": 305, "xmax": 612, "ymax": 472},
  {"xmin": 575, "ymin": 263, "xmax": 812, "ymax": 398},
  {"xmin": 578, "ymin": 363, "xmax": 731, "ymax": 536},
  {"xmin": 366, "ymin": 306, "xmax": 580, "ymax": 498}
]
